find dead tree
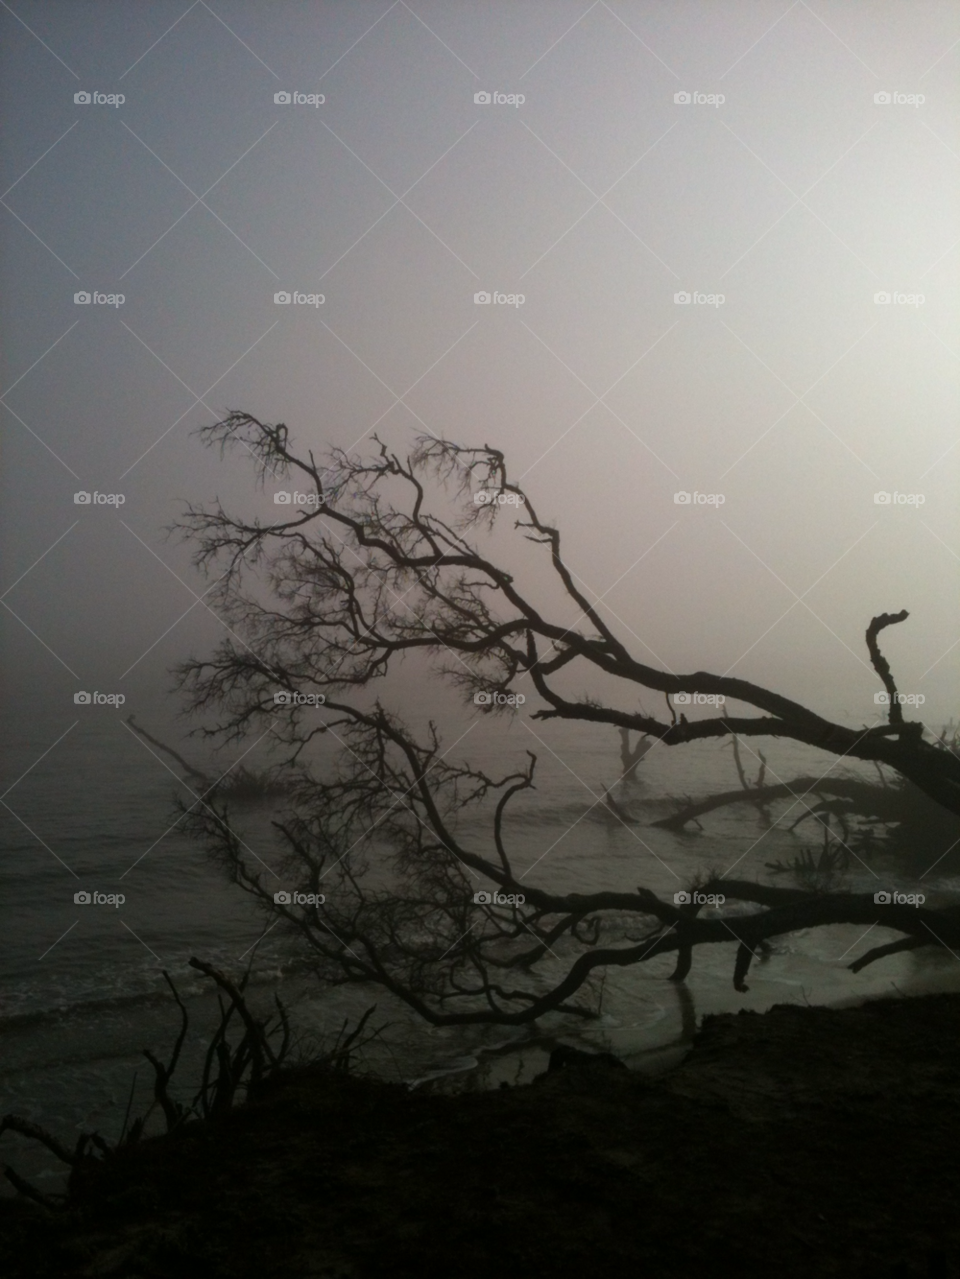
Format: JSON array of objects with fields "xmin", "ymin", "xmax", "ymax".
[
  {"xmin": 127, "ymin": 715, "xmax": 208, "ymax": 784},
  {"xmin": 619, "ymin": 727, "xmax": 652, "ymax": 781},
  {"xmin": 159, "ymin": 417, "xmax": 960, "ymax": 1027},
  {"xmin": 654, "ymin": 742, "xmax": 960, "ymax": 866},
  {"xmin": 127, "ymin": 715, "xmax": 291, "ymax": 801},
  {"xmin": 653, "ymin": 775, "xmax": 895, "ymax": 832},
  {"xmin": 174, "ymin": 417, "xmax": 960, "ymax": 816}
]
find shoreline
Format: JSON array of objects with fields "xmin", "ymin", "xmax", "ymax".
[
  {"xmin": 3, "ymin": 990, "xmax": 960, "ymax": 1276},
  {"xmin": 6, "ymin": 927, "xmax": 960, "ymax": 1199}
]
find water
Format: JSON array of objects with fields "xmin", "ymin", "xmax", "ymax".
[{"xmin": 3, "ymin": 710, "xmax": 960, "ymax": 1191}]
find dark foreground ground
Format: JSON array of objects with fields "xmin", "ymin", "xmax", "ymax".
[{"xmin": 3, "ymin": 991, "xmax": 960, "ymax": 1277}]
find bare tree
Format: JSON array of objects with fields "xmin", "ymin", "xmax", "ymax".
[
  {"xmin": 619, "ymin": 727, "xmax": 652, "ymax": 781},
  {"xmin": 171, "ymin": 414, "xmax": 960, "ymax": 1023}
]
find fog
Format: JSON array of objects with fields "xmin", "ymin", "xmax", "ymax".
[
  {"xmin": 1, "ymin": 0, "xmax": 956, "ymax": 733},
  {"xmin": 3, "ymin": 9, "xmax": 960, "ymax": 1258}
]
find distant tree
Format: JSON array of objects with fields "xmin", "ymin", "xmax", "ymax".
[
  {"xmin": 619, "ymin": 727, "xmax": 653, "ymax": 781},
  {"xmin": 173, "ymin": 414, "xmax": 960, "ymax": 1023}
]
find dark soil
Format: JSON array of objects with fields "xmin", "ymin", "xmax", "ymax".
[{"xmin": 3, "ymin": 992, "xmax": 960, "ymax": 1277}]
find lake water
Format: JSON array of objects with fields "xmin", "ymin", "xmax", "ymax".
[{"xmin": 3, "ymin": 709, "xmax": 960, "ymax": 1191}]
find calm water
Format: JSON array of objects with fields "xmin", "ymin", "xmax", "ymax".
[{"xmin": 3, "ymin": 710, "xmax": 960, "ymax": 1190}]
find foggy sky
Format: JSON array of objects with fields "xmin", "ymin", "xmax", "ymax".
[{"xmin": 2, "ymin": 0, "xmax": 959, "ymax": 729}]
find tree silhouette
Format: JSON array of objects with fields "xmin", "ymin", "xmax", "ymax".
[{"xmin": 172, "ymin": 414, "xmax": 960, "ymax": 1024}]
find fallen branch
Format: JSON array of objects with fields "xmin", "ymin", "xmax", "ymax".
[
  {"xmin": 652, "ymin": 776, "xmax": 891, "ymax": 830},
  {"xmin": 126, "ymin": 715, "xmax": 209, "ymax": 784}
]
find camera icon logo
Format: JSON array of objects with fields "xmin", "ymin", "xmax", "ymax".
[
  {"xmin": 674, "ymin": 92, "xmax": 691, "ymax": 104},
  {"xmin": 274, "ymin": 890, "xmax": 292, "ymax": 904},
  {"xmin": 874, "ymin": 91, "xmax": 891, "ymax": 104},
  {"xmin": 474, "ymin": 291, "xmax": 491, "ymax": 304},
  {"xmin": 674, "ymin": 890, "xmax": 691, "ymax": 904},
  {"xmin": 74, "ymin": 291, "xmax": 91, "ymax": 304},
  {"xmin": 74, "ymin": 91, "xmax": 91, "ymax": 104},
  {"xmin": 673, "ymin": 491, "xmax": 691, "ymax": 504},
  {"xmin": 74, "ymin": 691, "xmax": 91, "ymax": 704},
  {"xmin": 474, "ymin": 91, "xmax": 491, "ymax": 104},
  {"xmin": 74, "ymin": 890, "xmax": 92, "ymax": 903},
  {"xmin": 274, "ymin": 691, "xmax": 292, "ymax": 704},
  {"xmin": 274, "ymin": 491, "xmax": 292, "ymax": 504},
  {"xmin": 874, "ymin": 890, "xmax": 892, "ymax": 904},
  {"xmin": 874, "ymin": 292, "xmax": 891, "ymax": 304},
  {"xmin": 674, "ymin": 692, "xmax": 691, "ymax": 705},
  {"xmin": 874, "ymin": 491, "xmax": 891, "ymax": 504},
  {"xmin": 473, "ymin": 890, "xmax": 494, "ymax": 903},
  {"xmin": 74, "ymin": 491, "xmax": 91, "ymax": 504},
  {"xmin": 474, "ymin": 691, "xmax": 493, "ymax": 704},
  {"xmin": 674, "ymin": 291, "xmax": 691, "ymax": 304},
  {"xmin": 274, "ymin": 291, "xmax": 291, "ymax": 304},
  {"xmin": 274, "ymin": 91, "xmax": 291, "ymax": 104}
]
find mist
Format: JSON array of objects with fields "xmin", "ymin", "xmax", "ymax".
[
  {"xmin": 2, "ymin": 0, "xmax": 957, "ymax": 726},
  {"xmin": 2, "ymin": 4, "xmax": 960, "ymax": 1273}
]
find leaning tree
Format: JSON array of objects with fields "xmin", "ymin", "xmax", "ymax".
[{"xmin": 173, "ymin": 413, "xmax": 960, "ymax": 1022}]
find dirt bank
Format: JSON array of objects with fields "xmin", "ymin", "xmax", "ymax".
[{"xmin": 3, "ymin": 991, "xmax": 960, "ymax": 1277}]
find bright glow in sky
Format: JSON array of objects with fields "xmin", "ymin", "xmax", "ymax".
[{"xmin": 2, "ymin": 1, "xmax": 958, "ymax": 722}]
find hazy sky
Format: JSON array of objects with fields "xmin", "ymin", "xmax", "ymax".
[{"xmin": 2, "ymin": 0, "xmax": 959, "ymax": 729}]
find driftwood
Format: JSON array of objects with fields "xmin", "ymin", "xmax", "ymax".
[
  {"xmin": 652, "ymin": 776, "xmax": 893, "ymax": 831},
  {"xmin": 653, "ymin": 753, "xmax": 960, "ymax": 870}
]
